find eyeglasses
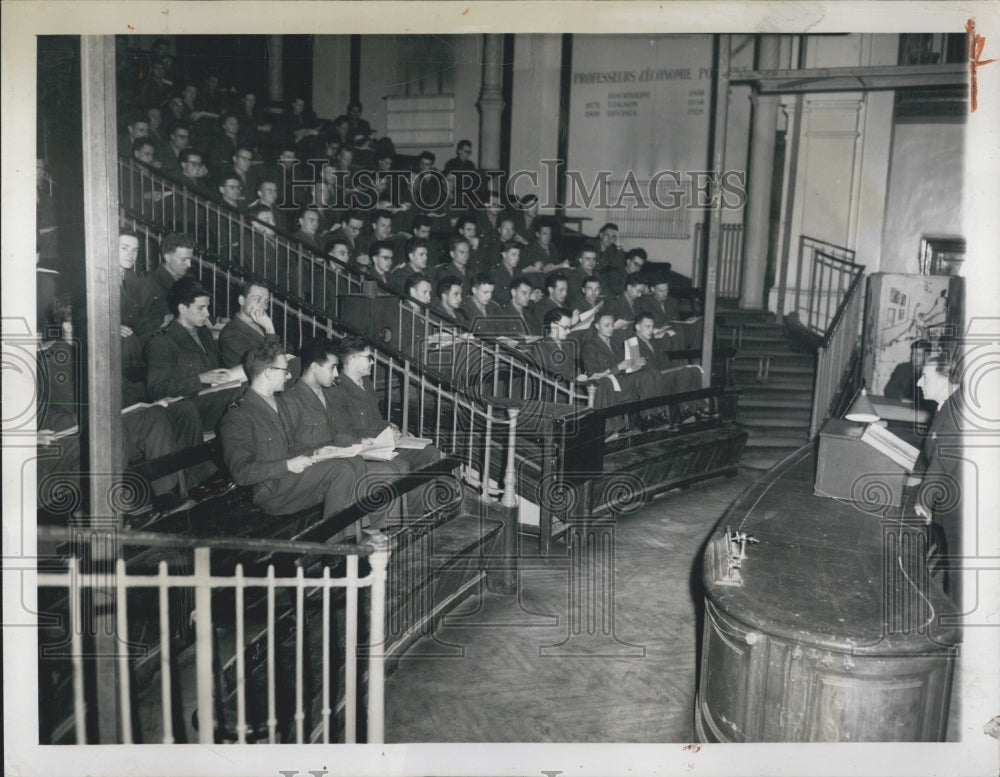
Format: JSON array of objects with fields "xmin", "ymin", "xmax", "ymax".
[{"xmin": 268, "ymin": 365, "xmax": 291, "ymax": 374}]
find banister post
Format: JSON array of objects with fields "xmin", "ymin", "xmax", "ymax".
[
  {"xmin": 488, "ymin": 408, "xmax": 519, "ymax": 595},
  {"xmin": 586, "ymin": 383, "xmax": 597, "ymax": 409},
  {"xmin": 364, "ymin": 533, "xmax": 389, "ymax": 744}
]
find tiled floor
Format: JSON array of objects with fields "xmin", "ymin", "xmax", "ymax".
[{"xmin": 385, "ymin": 469, "xmax": 758, "ymax": 742}]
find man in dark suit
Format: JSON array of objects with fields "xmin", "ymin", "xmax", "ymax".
[
  {"xmin": 327, "ymin": 337, "xmax": 442, "ymax": 473},
  {"xmin": 389, "ymin": 237, "xmax": 432, "ymax": 295},
  {"xmin": 218, "ymin": 279, "xmax": 281, "ymax": 368},
  {"xmin": 145, "ymin": 277, "xmax": 245, "ymax": 431},
  {"xmin": 638, "ymin": 274, "xmax": 703, "ymax": 355},
  {"xmin": 490, "ymin": 241, "xmax": 524, "ymax": 306},
  {"xmin": 432, "ymin": 235, "xmax": 474, "ymax": 296},
  {"xmin": 460, "ymin": 272, "xmax": 504, "ymax": 335},
  {"xmin": 565, "ymin": 243, "xmax": 601, "ymax": 307},
  {"xmin": 633, "ymin": 312, "xmax": 703, "ymax": 420},
  {"xmin": 607, "ymin": 271, "xmax": 649, "ymax": 332},
  {"xmin": 498, "ymin": 277, "xmax": 542, "ymax": 337},
  {"xmin": 433, "ymin": 276, "xmax": 470, "ymax": 326},
  {"xmin": 219, "ymin": 341, "xmax": 365, "ymax": 520},
  {"xmin": 603, "ymin": 247, "xmax": 647, "ymax": 297},
  {"xmin": 364, "ymin": 239, "xmax": 396, "ymax": 288},
  {"xmin": 532, "ymin": 271, "xmax": 575, "ymax": 333},
  {"xmin": 595, "ymin": 222, "xmax": 625, "ymax": 275}
]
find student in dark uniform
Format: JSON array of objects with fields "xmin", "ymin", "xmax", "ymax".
[
  {"xmin": 388, "ymin": 237, "xmax": 431, "ymax": 295},
  {"xmin": 327, "ymin": 337, "xmax": 443, "ymax": 520},
  {"xmin": 218, "ymin": 279, "xmax": 281, "ymax": 368},
  {"xmin": 145, "ymin": 277, "xmax": 245, "ymax": 431},
  {"xmin": 490, "ymin": 241, "xmax": 524, "ymax": 306},
  {"xmin": 433, "ymin": 276, "xmax": 470, "ymax": 327},
  {"xmin": 431, "ymin": 235, "xmax": 474, "ymax": 296},
  {"xmin": 498, "ymin": 277, "xmax": 542, "ymax": 337},
  {"xmin": 219, "ymin": 341, "xmax": 365, "ymax": 520}
]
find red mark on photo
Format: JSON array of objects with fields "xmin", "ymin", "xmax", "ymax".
[{"xmin": 967, "ymin": 18, "xmax": 996, "ymax": 113}]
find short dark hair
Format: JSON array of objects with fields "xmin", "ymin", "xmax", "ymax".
[
  {"xmin": 299, "ymin": 205, "xmax": 320, "ymax": 220},
  {"xmin": 247, "ymin": 203, "xmax": 273, "ymax": 221},
  {"xmin": 545, "ymin": 271, "xmax": 568, "ymax": 292},
  {"xmin": 624, "ymin": 271, "xmax": 647, "ymax": 290},
  {"xmin": 501, "ymin": 240, "xmax": 521, "ymax": 254},
  {"xmin": 238, "ymin": 277, "xmax": 268, "ymax": 299},
  {"xmin": 179, "ymin": 148, "xmax": 202, "ymax": 165},
  {"xmin": 166, "ymin": 276, "xmax": 209, "ymax": 317},
  {"xmin": 635, "ymin": 312, "xmax": 655, "ymax": 327},
  {"xmin": 299, "ymin": 336, "xmax": 339, "ymax": 372},
  {"xmin": 326, "ymin": 235, "xmax": 351, "ymax": 254},
  {"xmin": 369, "ymin": 239, "xmax": 394, "ymax": 258},
  {"xmin": 437, "ymin": 275, "xmax": 463, "ymax": 298},
  {"xmin": 244, "ymin": 340, "xmax": 284, "ymax": 382},
  {"xmin": 127, "ymin": 112, "xmax": 148, "ymax": 129},
  {"xmin": 544, "ymin": 307, "xmax": 572, "ymax": 329},
  {"xmin": 132, "ymin": 137, "xmax": 155, "ymax": 154},
  {"xmin": 535, "ymin": 215, "xmax": 557, "ymax": 234},
  {"xmin": 404, "ymin": 272, "xmax": 430, "ymax": 296},
  {"xmin": 582, "ymin": 276, "xmax": 601, "ymax": 290},
  {"xmin": 625, "ymin": 247, "xmax": 647, "ymax": 262},
  {"xmin": 411, "ymin": 214, "xmax": 432, "ymax": 231},
  {"xmin": 599, "ymin": 222, "xmax": 619, "ymax": 234},
  {"xmin": 170, "ymin": 123, "xmax": 190, "ymax": 137},
  {"xmin": 455, "ymin": 215, "xmax": 477, "ymax": 232},
  {"xmin": 335, "ymin": 335, "xmax": 372, "ymax": 362},
  {"xmin": 457, "ymin": 139, "xmax": 472, "ymax": 151},
  {"xmin": 471, "ymin": 272, "xmax": 494, "ymax": 290},
  {"xmin": 418, "ymin": 150, "xmax": 436, "ymax": 164},
  {"xmin": 510, "ymin": 277, "xmax": 533, "ymax": 294},
  {"xmin": 373, "ymin": 209, "xmax": 393, "ymax": 223},
  {"xmin": 448, "ymin": 234, "xmax": 470, "ymax": 252},
  {"xmin": 577, "ymin": 242, "xmax": 599, "ymax": 260},
  {"xmin": 119, "ymin": 228, "xmax": 139, "ymax": 241},
  {"xmin": 161, "ymin": 232, "xmax": 194, "ymax": 257},
  {"xmin": 343, "ymin": 209, "xmax": 364, "ymax": 225},
  {"xmin": 406, "ymin": 237, "xmax": 429, "ymax": 257}
]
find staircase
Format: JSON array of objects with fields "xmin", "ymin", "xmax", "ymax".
[{"xmin": 717, "ymin": 308, "xmax": 815, "ymax": 471}]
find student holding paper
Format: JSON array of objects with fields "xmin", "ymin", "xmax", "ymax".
[
  {"xmin": 145, "ymin": 277, "xmax": 246, "ymax": 431},
  {"xmin": 220, "ymin": 341, "xmax": 365, "ymax": 520},
  {"xmin": 327, "ymin": 337, "xmax": 442, "ymax": 475}
]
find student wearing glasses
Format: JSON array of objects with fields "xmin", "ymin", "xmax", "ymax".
[{"xmin": 220, "ymin": 340, "xmax": 365, "ymax": 520}]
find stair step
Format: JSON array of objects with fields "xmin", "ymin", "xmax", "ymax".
[
  {"xmin": 731, "ymin": 361, "xmax": 814, "ymax": 375},
  {"xmin": 742, "ymin": 434, "xmax": 811, "ymax": 448},
  {"xmin": 732, "ymin": 377, "xmax": 814, "ymax": 391},
  {"xmin": 737, "ymin": 415, "xmax": 810, "ymax": 430},
  {"xmin": 738, "ymin": 396, "xmax": 813, "ymax": 410},
  {"xmin": 737, "ymin": 408, "xmax": 811, "ymax": 424},
  {"xmin": 731, "ymin": 350, "xmax": 815, "ymax": 362}
]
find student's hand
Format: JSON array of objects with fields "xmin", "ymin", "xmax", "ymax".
[
  {"xmin": 120, "ymin": 325, "xmax": 134, "ymax": 338},
  {"xmin": 636, "ymin": 356, "xmax": 647, "ymax": 368},
  {"xmin": 360, "ymin": 438, "xmax": 376, "ymax": 449},
  {"xmin": 287, "ymin": 456, "xmax": 314, "ymax": 474},
  {"xmin": 161, "ymin": 313, "xmax": 174, "ymax": 328},
  {"xmin": 38, "ymin": 429, "xmax": 57, "ymax": 446},
  {"xmin": 248, "ymin": 304, "xmax": 275, "ymax": 334},
  {"xmin": 209, "ymin": 317, "xmax": 230, "ymax": 331},
  {"xmin": 575, "ymin": 373, "xmax": 589, "ymax": 382},
  {"xmin": 391, "ymin": 426, "xmax": 402, "ymax": 443},
  {"xmin": 153, "ymin": 397, "xmax": 181, "ymax": 407},
  {"xmin": 529, "ymin": 288, "xmax": 544, "ymax": 303},
  {"xmin": 571, "ymin": 310, "xmax": 580, "ymax": 326},
  {"xmin": 914, "ymin": 502, "xmax": 932, "ymax": 522},
  {"xmin": 613, "ymin": 320, "xmax": 629, "ymax": 330},
  {"xmin": 199, "ymin": 368, "xmax": 232, "ymax": 385}
]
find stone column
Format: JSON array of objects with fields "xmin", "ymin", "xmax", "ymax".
[
  {"xmin": 477, "ymin": 34, "xmax": 505, "ymax": 170},
  {"xmin": 739, "ymin": 35, "xmax": 781, "ymax": 310},
  {"xmin": 267, "ymin": 34, "xmax": 284, "ymax": 103}
]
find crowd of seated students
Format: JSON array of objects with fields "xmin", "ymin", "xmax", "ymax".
[{"xmin": 37, "ymin": 40, "xmax": 713, "ymax": 528}]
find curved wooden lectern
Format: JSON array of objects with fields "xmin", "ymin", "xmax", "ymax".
[{"xmin": 696, "ymin": 445, "xmax": 959, "ymax": 742}]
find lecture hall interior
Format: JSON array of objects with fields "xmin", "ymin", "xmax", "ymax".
[{"xmin": 5, "ymin": 9, "xmax": 1000, "ymax": 774}]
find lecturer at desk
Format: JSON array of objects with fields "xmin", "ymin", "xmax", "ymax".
[{"xmin": 913, "ymin": 351, "xmax": 965, "ymax": 602}]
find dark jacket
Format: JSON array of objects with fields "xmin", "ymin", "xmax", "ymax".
[{"xmin": 145, "ymin": 319, "xmax": 220, "ymax": 399}]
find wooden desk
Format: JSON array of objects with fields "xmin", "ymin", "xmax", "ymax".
[{"xmin": 696, "ymin": 444, "xmax": 959, "ymax": 742}]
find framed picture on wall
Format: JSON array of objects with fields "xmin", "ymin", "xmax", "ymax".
[{"xmin": 919, "ymin": 234, "xmax": 966, "ymax": 275}]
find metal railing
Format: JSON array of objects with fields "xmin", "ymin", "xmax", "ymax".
[
  {"xmin": 37, "ymin": 531, "xmax": 389, "ymax": 745},
  {"xmin": 809, "ymin": 266, "xmax": 866, "ymax": 437},
  {"xmin": 118, "ymin": 156, "xmax": 589, "ymax": 408},
  {"xmin": 122, "ymin": 214, "xmax": 524, "ymax": 499},
  {"xmin": 789, "ymin": 236, "xmax": 860, "ymax": 336},
  {"xmin": 692, "ymin": 222, "xmax": 744, "ymax": 298}
]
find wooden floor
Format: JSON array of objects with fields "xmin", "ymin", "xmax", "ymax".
[{"xmin": 385, "ymin": 468, "xmax": 758, "ymax": 742}]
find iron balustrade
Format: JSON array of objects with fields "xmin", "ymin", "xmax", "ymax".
[
  {"xmin": 791, "ymin": 236, "xmax": 861, "ymax": 337},
  {"xmin": 35, "ymin": 530, "xmax": 389, "ymax": 745},
  {"xmin": 122, "ymin": 213, "xmax": 524, "ymax": 502},
  {"xmin": 692, "ymin": 222, "xmax": 744, "ymax": 298},
  {"xmin": 809, "ymin": 259, "xmax": 866, "ymax": 437},
  {"xmin": 117, "ymin": 156, "xmax": 591, "ymax": 409}
]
